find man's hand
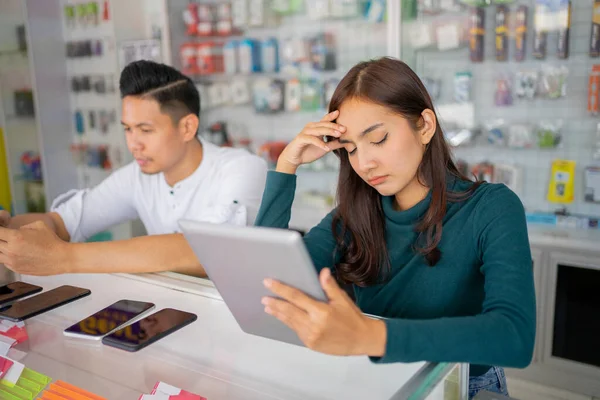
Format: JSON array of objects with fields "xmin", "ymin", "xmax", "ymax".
[
  {"xmin": 0, "ymin": 211, "xmax": 11, "ymax": 228},
  {"xmin": 0, "ymin": 221, "xmax": 71, "ymax": 276}
]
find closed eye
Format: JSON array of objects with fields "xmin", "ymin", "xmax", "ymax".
[
  {"xmin": 372, "ymin": 133, "xmax": 388, "ymax": 146},
  {"xmin": 347, "ymin": 133, "xmax": 388, "ymax": 156}
]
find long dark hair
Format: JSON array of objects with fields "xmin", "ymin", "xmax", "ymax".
[{"xmin": 329, "ymin": 57, "xmax": 481, "ymax": 287}]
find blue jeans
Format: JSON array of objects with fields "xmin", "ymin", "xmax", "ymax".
[{"xmin": 468, "ymin": 367, "xmax": 509, "ymax": 399}]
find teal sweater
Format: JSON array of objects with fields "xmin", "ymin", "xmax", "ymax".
[{"xmin": 255, "ymin": 171, "xmax": 536, "ymax": 376}]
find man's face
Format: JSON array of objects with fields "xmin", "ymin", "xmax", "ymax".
[{"xmin": 121, "ymin": 96, "xmax": 188, "ymax": 175}]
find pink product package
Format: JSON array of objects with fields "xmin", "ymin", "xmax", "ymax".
[{"xmin": 138, "ymin": 381, "xmax": 207, "ymax": 400}]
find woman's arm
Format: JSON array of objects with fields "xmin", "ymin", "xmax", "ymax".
[
  {"xmin": 255, "ymin": 170, "xmax": 340, "ymax": 272},
  {"xmin": 371, "ymin": 186, "xmax": 536, "ymax": 368}
]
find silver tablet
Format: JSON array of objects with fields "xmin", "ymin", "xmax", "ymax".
[{"xmin": 179, "ymin": 219, "xmax": 327, "ymax": 347}]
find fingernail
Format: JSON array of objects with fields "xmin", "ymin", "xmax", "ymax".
[
  {"xmin": 335, "ymin": 130, "xmax": 341, "ymax": 136},
  {"xmin": 264, "ymin": 307, "xmax": 272, "ymax": 314},
  {"xmin": 261, "ymin": 297, "xmax": 268, "ymax": 305},
  {"xmin": 264, "ymin": 279, "xmax": 272, "ymax": 287},
  {"xmin": 339, "ymin": 126, "xmax": 347, "ymax": 131}
]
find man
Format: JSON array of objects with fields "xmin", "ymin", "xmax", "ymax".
[{"xmin": 0, "ymin": 60, "xmax": 267, "ymax": 277}]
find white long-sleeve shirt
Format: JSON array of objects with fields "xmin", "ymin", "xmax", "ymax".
[{"xmin": 51, "ymin": 139, "xmax": 268, "ymax": 242}]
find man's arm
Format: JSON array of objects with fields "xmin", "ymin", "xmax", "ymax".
[
  {"xmin": 52, "ymin": 163, "xmax": 139, "ymax": 242},
  {"xmin": 66, "ymin": 233, "xmax": 206, "ymax": 277},
  {"xmin": 6, "ymin": 212, "xmax": 70, "ymax": 241},
  {"xmin": 0, "ymin": 222, "xmax": 206, "ymax": 277}
]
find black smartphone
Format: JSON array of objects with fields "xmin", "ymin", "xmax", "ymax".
[
  {"xmin": 0, "ymin": 282, "xmax": 43, "ymax": 305},
  {"xmin": 101, "ymin": 308, "xmax": 197, "ymax": 352},
  {"xmin": 63, "ymin": 300, "xmax": 155, "ymax": 340},
  {"xmin": 0, "ymin": 285, "xmax": 91, "ymax": 322}
]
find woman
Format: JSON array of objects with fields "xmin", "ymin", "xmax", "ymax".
[{"xmin": 255, "ymin": 57, "xmax": 535, "ymax": 399}]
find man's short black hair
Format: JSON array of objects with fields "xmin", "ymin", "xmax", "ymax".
[{"xmin": 119, "ymin": 60, "xmax": 200, "ymax": 123}]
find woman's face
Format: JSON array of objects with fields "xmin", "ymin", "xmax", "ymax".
[{"xmin": 336, "ymin": 98, "xmax": 435, "ymax": 200}]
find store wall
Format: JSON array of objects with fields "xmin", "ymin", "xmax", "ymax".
[
  {"xmin": 163, "ymin": 0, "xmax": 388, "ymax": 215},
  {"xmin": 403, "ymin": 1, "xmax": 600, "ymax": 220},
  {"xmin": 25, "ymin": 0, "xmax": 76, "ymax": 208},
  {"xmin": 0, "ymin": 0, "xmax": 41, "ymax": 214}
]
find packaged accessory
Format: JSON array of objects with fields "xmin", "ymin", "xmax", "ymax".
[
  {"xmin": 495, "ymin": 5, "xmax": 509, "ymax": 61},
  {"xmin": 515, "ymin": 5, "xmax": 528, "ymax": 61},
  {"xmin": 469, "ymin": 7, "xmax": 485, "ymax": 62},
  {"xmin": 591, "ymin": 0, "xmax": 600, "ymax": 57},
  {"xmin": 454, "ymin": 71, "xmax": 472, "ymax": 103},
  {"xmin": 494, "ymin": 74, "xmax": 513, "ymax": 106},
  {"xmin": 556, "ymin": 0, "xmax": 571, "ymax": 59}
]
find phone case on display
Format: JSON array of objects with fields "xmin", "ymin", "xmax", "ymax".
[
  {"xmin": 494, "ymin": 164, "xmax": 522, "ymax": 195},
  {"xmin": 261, "ymin": 38, "xmax": 279, "ymax": 73},
  {"xmin": 589, "ymin": 65, "xmax": 600, "ymax": 114},
  {"xmin": 238, "ymin": 39, "xmax": 261, "ymax": 74},
  {"xmin": 515, "ymin": 71, "xmax": 538, "ymax": 100},
  {"xmin": 232, "ymin": 0, "xmax": 248, "ymax": 28},
  {"xmin": 285, "ymin": 78, "xmax": 301, "ymax": 112},
  {"xmin": 75, "ymin": 111, "xmax": 85, "ymax": 135},
  {"xmin": 217, "ymin": 83, "xmax": 232, "ymax": 106},
  {"xmin": 471, "ymin": 163, "xmax": 494, "ymax": 183},
  {"xmin": 180, "ymin": 43, "xmax": 198, "ymax": 75},
  {"xmin": 556, "ymin": 0, "xmax": 571, "ymax": 59},
  {"xmin": 183, "ymin": 3, "xmax": 200, "ymax": 36},
  {"xmin": 103, "ymin": 0, "xmax": 110, "ymax": 21},
  {"xmin": 515, "ymin": 6, "xmax": 528, "ymax": 61},
  {"xmin": 591, "ymin": 0, "xmax": 600, "ymax": 57},
  {"xmin": 547, "ymin": 160, "xmax": 576, "ymax": 204},
  {"xmin": 253, "ymin": 79, "xmax": 284, "ymax": 113},
  {"xmin": 454, "ymin": 71, "xmax": 472, "ymax": 103},
  {"xmin": 86, "ymin": 2, "xmax": 99, "ymax": 25},
  {"xmin": 310, "ymin": 33, "xmax": 336, "ymax": 71},
  {"xmin": 365, "ymin": 0, "xmax": 386, "ymax": 23},
  {"xmin": 197, "ymin": 4, "xmax": 215, "ymax": 36},
  {"xmin": 197, "ymin": 42, "xmax": 224, "ymax": 75},
  {"xmin": 230, "ymin": 80, "xmax": 251, "ymax": 105},
  {"xmin": 88, "ymin": 111, "xmax": 96, "ymax": 130},
  {"xmin": 301, "ymin": 79, "xmax": 322, "ymax": 111},
  {"xmin": 533, "ymin": 0, "xmax": 550, "ymax": 59},
  {"xmin": 469, "ymin": 7, "xmax": 485, "ymax": 62},
  {"xmin": 494, "ymin": 75, "xmax": 513, "ymax": 107},
  {"xmin": 495, "ymin": 5, "xmax": 508, "ymax": 61},
  {"xmin": 224, "ymin": 40, "xmax": 239, "ymax": 74},
  {"xmin": 64, "ymin": 5, "xmax": 76, "ymax": 28},
  {"xmin": 215, "ymin": 4, "xmax": 233, "ymax": 35}
]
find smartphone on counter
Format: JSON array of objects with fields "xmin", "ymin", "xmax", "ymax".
[
  {"xmin": 63, "ymin": 300, "xmax": 155, "ymax": 340},
  {"xmin": 0, "ymin": 285, "xmax": 91, "ymax": 322},
  {"xmin": 102, "ymin": 308, "xmax": 197, "ymax": 352},
  {"xmin": 0, "ymin": 282, "xmax": 42, "ymax": 305}
]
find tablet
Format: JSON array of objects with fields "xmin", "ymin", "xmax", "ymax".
[{"xmin": 179, "ymin": 219, "xmax": 327, "ymax": 347}]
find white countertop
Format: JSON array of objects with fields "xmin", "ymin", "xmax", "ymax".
[
  {"xmin": 18, "ymin": 273, "xmax": 427, "ymax": 400},
  {"xmin": 527, "ymin": 225, "xmax": 600, "ymax": 253}
]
